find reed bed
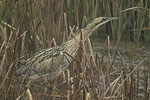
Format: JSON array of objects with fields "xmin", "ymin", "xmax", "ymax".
[{"xmin": 0, "ymin": 0, "xmax": 150, "ymax": 100}]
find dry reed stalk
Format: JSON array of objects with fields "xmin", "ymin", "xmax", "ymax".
[
  {"xmin": 87, "ymin": 38, "xmax": 96, "ymax": 66},
  {"xmin": 26, "ymin": 89, "xmax": 33, "ymax": 100},
  {"xmin": 67, "ymin": 69, "xmax": 71, "ymax": 100},
  {"xmin": 86, "ymin": 93, "xmax": 91, "ymax": 100},
  {"xmin": 0, "ymin": 63, "xmax": 13, "ymax": 89}
]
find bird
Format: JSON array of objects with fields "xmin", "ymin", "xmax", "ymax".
[{"xmin": 17, "ymin": 17, "xmax": 117, "ymax": 81}]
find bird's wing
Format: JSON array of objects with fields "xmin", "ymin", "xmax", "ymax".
[{"xmin": 17, "ymin": 46, "xmax": 65, "ymax": 77}]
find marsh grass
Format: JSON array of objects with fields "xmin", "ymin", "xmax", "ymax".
[{"xmin": 0, "ymin": 0, "xmax": 150, "ymax": 100}]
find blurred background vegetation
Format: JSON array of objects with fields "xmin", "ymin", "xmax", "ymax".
[
  {"xmin": 0, "ymin": 0, "xmax": 149, "ymax": 49},
  {"xmin": 0, "ymin": 0, "xmax": 150, "ymax": 99}
]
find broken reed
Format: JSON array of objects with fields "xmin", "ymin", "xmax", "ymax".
[{"xmin": 0, "ymin": 0, "xmax": 150, "ymax": 100}]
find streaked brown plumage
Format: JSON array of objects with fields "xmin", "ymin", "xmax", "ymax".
[{"xmin": 17, "ymin": 17, "xmax": 117, "ymax": 81}]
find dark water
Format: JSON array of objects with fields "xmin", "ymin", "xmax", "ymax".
[{"xmin": 91, "ymin": 34, "xmax": 150, "ymax": 98}]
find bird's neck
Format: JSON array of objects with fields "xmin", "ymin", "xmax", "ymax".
[{"xmin": 75, "ymin": 24, "xmax": 97, "ymax": 42}]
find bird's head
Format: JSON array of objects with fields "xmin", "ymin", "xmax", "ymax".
[
  {"xmin": 88, "ymin": 17, "xmax": 118, "ymax": 30},
  {"xmin": 81, "ymin": 17, "xmax": 118, "ymax": 41}
]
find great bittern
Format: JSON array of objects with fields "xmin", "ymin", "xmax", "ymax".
[{"xmin": 17, "ymin": 17, "xmax": 117, "ymax": 81}]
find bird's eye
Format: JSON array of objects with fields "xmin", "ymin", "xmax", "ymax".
[{"xmin": 102, "ymin": 18, "xmax": 107, "ymax": 22}]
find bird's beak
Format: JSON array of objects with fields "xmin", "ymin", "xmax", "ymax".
[
  {"xmin": 97, "ymin": 17, "xmax": 118, "ymax": 25},
  {"xmin": 92, "ymin": 17, "xmax": 118, "ymax": 31},
  {"xmin": 105, "ymin": 17, "xmax": 118, "ymax": 20}
]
